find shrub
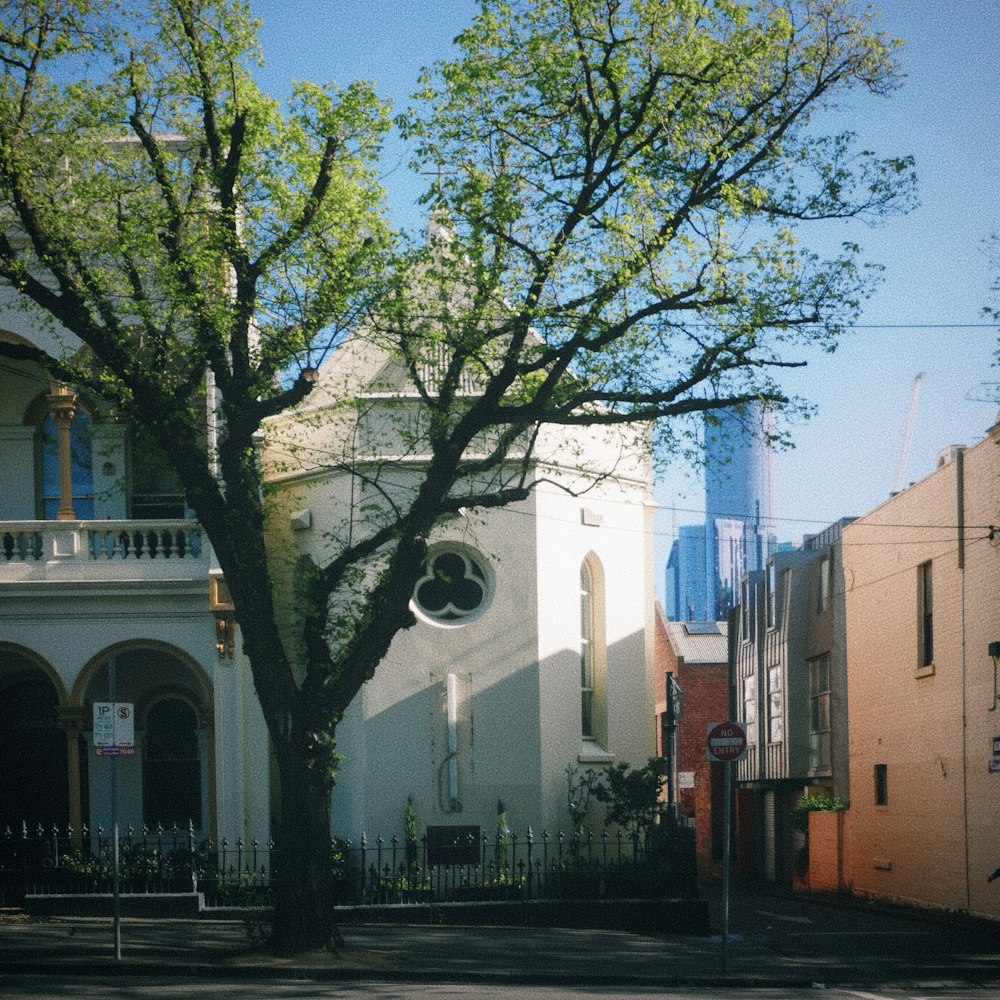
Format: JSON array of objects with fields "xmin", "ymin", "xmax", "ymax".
[
  {"xmin": 790, "ymin": 792, "xmax": 846, "ymax": 833},
  {"xmin": 590, "ymin": 758, "xmax": 669, "ymax": 842}
]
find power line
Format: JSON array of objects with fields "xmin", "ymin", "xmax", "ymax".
[
  {"xmin": 836, "ymin": 532, "xmax": 995, "ymax": 601},
  {"xmin": 848, "ymin": 323, "xmax": 997, "ymax": 330},
  {"xmin": 656, "ymin": 502, "xmax": 996, "ymax": 534}
]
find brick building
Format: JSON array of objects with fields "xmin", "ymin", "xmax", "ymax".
[
  {"xmin": 655, "ymin": 606, "xmax": 729, "ymax": 874},
  {"xmin": 843, "ymin": 421, "xmax": 1000, "ymax": 920}
]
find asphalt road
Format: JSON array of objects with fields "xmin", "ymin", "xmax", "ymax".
[
  {"xmin": 1, "ymin": 977, "xmax": 997, "ymax": 1000},
  {"xmin": 3, "ymin": 878, "xmax": 1000, "ymax": 990}
]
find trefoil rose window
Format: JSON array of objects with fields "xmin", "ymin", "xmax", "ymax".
[{"xmin": 413, "ymin": 546, "xmax": 492, "ymax": 626}]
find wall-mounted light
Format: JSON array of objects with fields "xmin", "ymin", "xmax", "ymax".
[{"xmin": 216, "ymin": 615, "xmax": 236, "ymax": 660}]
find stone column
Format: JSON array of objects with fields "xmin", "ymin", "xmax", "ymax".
[
  {"xmin": 57, "ymin": 705, "xmax": 89, "ymax": 847},
  {"xmin": 46, "ymin": 385, "xmax": 78, "ymax": 521}
]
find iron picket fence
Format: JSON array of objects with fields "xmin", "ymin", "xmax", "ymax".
[
  {"xmin": 0, "ymin": 822, "xmax": 271, "ymax": 908},
  {"xmin": 352, "ymin": 827, "xmax": 654, "ymax": 904},
  {"xmin": 0, "ymin": 821, "xmax": 695, "ymax": 908}
]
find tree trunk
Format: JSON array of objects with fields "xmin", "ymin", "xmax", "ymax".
[{"xmin": 269, "ymin": 743, "xmax": 340, "ymax": 955}]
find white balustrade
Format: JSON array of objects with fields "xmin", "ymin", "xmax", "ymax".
[{"xmin": 1, "ymin": 520, "xmax": 206, "ymax": 565}]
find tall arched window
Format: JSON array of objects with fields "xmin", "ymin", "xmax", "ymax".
[
  {"xmin": 143, "ymin": 697, "xmax": 202, "ymax": 829},
  {"xmin": 40, "ymin": 409, "xmax": 94, "ymax": 519},
  {"xmin": 580, "ymin": 553, "xmax": 608, "ymax": 748},
  {"xmin": 29, "ymin": 386, "xmax": 96, "ymax": 521}
]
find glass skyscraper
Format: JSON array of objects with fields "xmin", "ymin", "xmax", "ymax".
[{"xmin": 665, "ymin": 404, "xmax": 777, "ymax": 621}]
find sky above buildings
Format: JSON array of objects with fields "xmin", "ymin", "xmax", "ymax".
[{"xmin": 249, "ymin": 0, "xmax": 1000, "ymax": 593}]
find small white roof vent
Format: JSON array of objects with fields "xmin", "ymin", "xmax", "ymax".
[{"xmin": 936, "ymin": 445, "xmax": 966, "ymax": 468}]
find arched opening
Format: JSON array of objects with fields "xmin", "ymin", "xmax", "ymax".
[
  {"xmin": 0, "ymin": 672, "xmax": 68, "ymax": 829},
  {"xmin": 143, "ymin": 696, "xmax": 202, "ymax": 829},
  {"xmin": 78, "ymin": 645, "xmax": 212, "ymax": 834}
]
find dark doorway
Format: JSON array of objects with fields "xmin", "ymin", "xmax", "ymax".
[
  {"xmin": 143, "ymin": 697, "xmax": 202, "ymax": 829},
  {"xmin": 0, "ymin": 676, "xmax": 68, "ymax": 829}
]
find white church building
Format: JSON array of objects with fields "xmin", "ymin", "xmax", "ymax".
[
  {"xmin": 0, "ymin": 289, "xmax": 658, "ymax": 847},
  {"xmin": 263, "ymin": 331, "xmax": 659, "ymax": 840}
]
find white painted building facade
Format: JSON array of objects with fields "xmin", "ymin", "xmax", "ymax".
[
  {"xmin": 1, "ymin": 292, "xmax": 658, "ymax": 848},
  {"xmin": 0, "ymin": 305, "xmax": 270, "ymax": 845},
  {"xmin": 263, "ymin": 335, "xmax": 659, "ymax": 840}
]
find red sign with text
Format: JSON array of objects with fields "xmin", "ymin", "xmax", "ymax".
[{"xmin": 707, "ymin": 722, "xmax": 748, "ymax": 762}]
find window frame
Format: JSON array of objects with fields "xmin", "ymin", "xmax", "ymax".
[
  {"xmin": 874, "ymin": 763, "xmax": 889, "ymax": 806},
  {"xmin": 765, "ymin": 562, "xmax": 777, "ymax": 629},
  {"xmin": 767, "ymin": 664, "xmax": 783, "ymax": 744},
  {"xmin": 411, "ymin": 544, "xmax": 494, "ymax": 628},
  {"xmin": 917, "ymin": 560, "xmax": 934, "ymax": 671},
  {"xmin": 742, "ymin": 674, "xmax": 757, "ymax": 745},
  {"xmin": 817, "ymin": 554, "xmax": 831, "ymax": 612},
  {"xmin": 808, "ymin": 653, "xmax": 832, "ymax": 771},
  {"xmin": 580, "ymin": 553, "xmax": 608, "ymax": 748}
]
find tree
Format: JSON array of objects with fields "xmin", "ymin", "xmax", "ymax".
[
  {"xmin": 591, "ymin": 757, "xmax": 669, "ymax": 843},
  {"xmin": 982, "ymin": 233, "xmax": 1000, "ymax": 376},
  {"xmin": 0, "ymin": 0, "xmax": 913, "ymax": 953}
]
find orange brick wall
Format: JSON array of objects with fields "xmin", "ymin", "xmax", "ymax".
[
  {"xmin": 808, "ymin": 809, "xmax": 844, "ymax": 893},
  {"xmin": 843, "ymin": 429, "xmax": 1000, "ymax": 919}
]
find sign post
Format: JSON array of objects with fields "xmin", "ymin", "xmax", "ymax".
[
  {"xmin": 707, "ymin": 722, "xmax": 748, "ymax": 973},
  {"xmin": 93, "ymin": 657, "xmax": 134, "ymax": 961}
]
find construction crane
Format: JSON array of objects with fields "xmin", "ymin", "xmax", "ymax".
[{"xmin": 892, "ymin": 372, "xmax": 925, "ymax": 495}]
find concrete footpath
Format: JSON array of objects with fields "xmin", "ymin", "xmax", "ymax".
[{"xmin": 2, "ymin": 880, "xmax": 1000, "ymax": 989}]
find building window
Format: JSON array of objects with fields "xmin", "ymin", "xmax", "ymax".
[
  {"xmin": 143, "ymin": 697, "xmax": 202, "ymax": 829},
  {"xmin": 129, "ymin": 425, "xmax": 185, "ymax": 519},
  {"xmin": 740, "ymin": 578, "xmax": 751, "ymax": 640},
  {"xmin": 817, "ymin": 554, "xmax": 831, "ymax": 612},
  {"xmin": 580, "ymin": 553, "xmax": 608, "ymax": 747},
  {"xmin": 809, "ymin": 653, "xmax": 831, "ymax": 771},
  {"xmin": 766, "ymin": 563, "xmax": 777, "ymax": 629},
  {"xmin": 39, "ymin": 408, "xmax": 94, "ymax": 520},
  {"xmin": 767, "ymin": 664, "xmax": 783, "ymax": 743},
  {"xmin": 918, "ymin": 561, "xmax": 933, "ymax": 667},
  {"xmin": 742, "ymin": 675, "xmax": 757, "ymax": 745},
  {"xmin": 412, "ymin": 545, "xmax": 492, "ymax": 627},
  {"xmin": 874, "ymin": 763, "xmax": 889, "ymax": 806}
]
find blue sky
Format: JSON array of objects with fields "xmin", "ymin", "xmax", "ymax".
[{"xmin": 250, "ymin": 1, "xmax": 1000, "ymax": 587}]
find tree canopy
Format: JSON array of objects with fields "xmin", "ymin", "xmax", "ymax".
[
  {"xmin": 0, "ymin": 0, "xmax": 915, "ymax": 953},
  {"xmin": 398, "ymin": 0, "xmax": 915, "ymax": 457}
]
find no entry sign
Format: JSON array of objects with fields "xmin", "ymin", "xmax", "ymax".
[{"xmin": 707, "ymin": 721, "xmax": 747, "ymax": 762}]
